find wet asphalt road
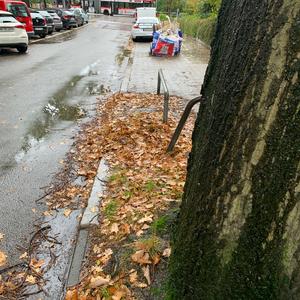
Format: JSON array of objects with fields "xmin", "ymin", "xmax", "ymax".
[{"xmin": 0, "ymin": 15, "xmax": 132, "ymax": 265}]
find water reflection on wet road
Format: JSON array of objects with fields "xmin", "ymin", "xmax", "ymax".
[{"xmin": 0, "ymin": 15, "xmax": 132, "ymax": 264}]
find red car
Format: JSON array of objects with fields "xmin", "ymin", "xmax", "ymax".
[{"xmin": 0, "ymin": 0, "xmax": 33, "ymax": 37}]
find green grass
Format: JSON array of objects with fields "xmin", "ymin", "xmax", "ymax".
[
  {"xmin": 151, "ymin": 215, "xmax": 169, "ymax": 235},
  {"xmin": 144, "ymin": 180, "xmax": 157, "ymax": 192},
  {"xmin": 103, "ymin": 200, "xmax": 118, "ymax": 220},
  {"xmin": 179, "ymin": 15, "xmax": 217, "ymax": 45}
]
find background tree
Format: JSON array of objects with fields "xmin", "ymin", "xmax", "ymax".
[{"xmin": 168, "ymin": 0, "xmax": 300, "ymax": 299}]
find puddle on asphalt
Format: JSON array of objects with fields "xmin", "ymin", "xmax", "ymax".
[
  {"xmin": 115, "ymin": 45, "xmax": 132, "ymax": 66},
  {"xmin": 17, "ymin": 71, "xmax": 111, "ymax": 159}
]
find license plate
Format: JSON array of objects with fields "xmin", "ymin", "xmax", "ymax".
[
  {"xmin": 0, "ymin": 27, "xmax": 13, "ymax": 32},
  {"xmin": 35, "ymin": 28, "xmax": 42, "ymax": 31},
  {"xmin": 143, "ymin": 28, "xmax": 152, "ymax": 31}
]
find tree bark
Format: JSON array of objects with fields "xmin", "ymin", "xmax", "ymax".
[{"xmin": 168, "ymin": 0, "xmax": 300, "ymax": 299}]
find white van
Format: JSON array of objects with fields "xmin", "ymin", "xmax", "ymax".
[{"xmin": 135, "ymin": 7, "xmax": 156, "ymax": 20}]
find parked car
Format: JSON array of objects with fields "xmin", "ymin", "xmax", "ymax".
[
  {"xmin": 72, "ymin": 8, "xmax": 88, "ymax": 24},
  {"xmin": 131, "ymin": 17, "xmax": 160, "ymax": 41},
  {"xmin": 0, "ymin": 10, "xmax": 28, "ymax": 53},
  {"xmin": 47, "ymin": 10, "xmax": 62, "ymax": 32},
  {"xmin": 67, "ymin": 9, "xmax": 83, "ymax": 27},
  {"xmin": 36, "ymin": 10, "xmax": 54, "ymax": 34},
  {"xmin": 0, "ymin": 0, "xmax": 33, "ymax": 37},
  {"xmin": 50, "ymin": 8, "xmax": 76, "ymax": 29},
  {"xmin": 30, "ymin": 11, "xmax": 47, "ymax": 38}
]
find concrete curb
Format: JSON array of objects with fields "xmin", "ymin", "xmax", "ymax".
[
  {"xmin": 80, "ymin": 159, "xmax": 108, "ymax": 228},
  {"xmin": 64, "ymin": 159, "xmax": 109, "ymax": 290},
  {"xmin": 30, "ymin": 23, "xmax": 88, "ymax": 45}
]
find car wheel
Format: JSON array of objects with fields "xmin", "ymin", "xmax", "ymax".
[
  {"xmin": 56, "ymin": 29, "xmax": 61, "ymax": 32},
  {"xmin": 132, "ymin": 37, "xmax": 137, "ymax": 42},
  {"xmin": 17, "ymin": 45, "xmax": 27, "ymax": 54},
  {"xmin": 39, "ymin": 34, "xmax": 46, "ymax": 38}
]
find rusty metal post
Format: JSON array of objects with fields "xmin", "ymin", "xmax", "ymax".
[{"xmin": 167, "ymin": 96, "xmax": 203, "ymax": 152}]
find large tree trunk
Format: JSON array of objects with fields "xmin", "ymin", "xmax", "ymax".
[{"xmin": 168, "ymin": 0, "xmax": 300, "ymax": 299}]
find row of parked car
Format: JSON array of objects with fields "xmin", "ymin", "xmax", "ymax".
[
  {"xmin": 31, "ymin": 8, "xmax": 88, "ymax": 38},
  {"xmin": 0, "ymin": 0, "xmax": 88, "ymax": 54}
]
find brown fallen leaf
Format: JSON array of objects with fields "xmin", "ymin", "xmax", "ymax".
[
  {"xmin": 135, "ymin": 282, "xmax": 148, "ymax": 288},
  {"xmin": 163, "ymin": 248, "xmax": 171, "ymax": 257},
  {"xmin": 0, "ymin": 251, "xmax": 7, "ymax": 266},
  {"xmin": 110, "ymin": 223, "xmax": 119, "ymax": 234},
  {"xmin": 137, "ymin": 215, "xmax": 153, "ymax": 224},
  {"xmin": 90, "ymin": 276, "xmax": 110, "ymax": 288},
  {"xmin": 112, "ymin": 290, "xmax": 126, "ymax": 300},
  {"xmin": 0, "ymin": 233, "xmax": 4, "ymax": 241},
  {"xmin": 65, "ymin": 289, "xmax": 78, "ymax": 300},
  {"xmin": 142, "ymin": 265, "xmax": 151, "ymax": 285},
  {"xmin": 152, "ymin": 254, "xmax": 161, "ymax": 265},
  {"xmin": 129, "ymin": 269, "xmax": 138, "ymax": 284},
  {"xmin": 131, "ymin": 250, "xmax": 151, "ymax": 265}
]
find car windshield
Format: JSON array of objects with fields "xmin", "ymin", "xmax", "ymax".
[
  {"xmin": 0, "ymin": 15, "xmax": 17, "ymax": 23},
  {"xmin": 64, "ymin": 11, "xmax": 73, "ymax": 15},
  {"xmin": 7, "ymin": 4, "xmax": 29, "ymax": 17},
  {"xmin": 38, "ymin": 11, "xmax": 51, "ymax": 17},
  {"xmin": 137, "ymin": 17, "xmax": 158, "ymax": 24},
  {"xmin": 30, "ymin": 13, "xmax": 42, "ymax": 18}
]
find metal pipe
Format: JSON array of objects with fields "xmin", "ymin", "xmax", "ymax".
[{"xmin": 167, "ymin": 96, "xmax": 203, "ymax": 152}]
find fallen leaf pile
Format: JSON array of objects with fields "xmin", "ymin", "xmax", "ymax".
[
  {"xmin": 0, "ymin": 92, "xmax": 195, "ymax": 299},
  {"xmin": 65, "ymin": 92, "xmax": 195, "ymax": 299}
]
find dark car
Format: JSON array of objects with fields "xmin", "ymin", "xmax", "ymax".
[
  {"xmin": 50, "ymin": 8, "xmax": 76, "ymax": 29},
  {"xmin": 30, "ymin": 12, "xmax": 47, "ymax": 38},
  {"xmin": 36, "ymin": 10, "xmax": 54, "ymax": 34},
  {"xmin": 47, "ymin": 10, "xmax": 62, "ymax": 32},
  {"xmin": 67, "ymin": 9, "xmax": 83, "ymax": 27}
]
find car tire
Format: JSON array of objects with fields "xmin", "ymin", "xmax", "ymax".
[
  {"xmin": 56, "ymin": 29, "xmax": 61, "ymax": 32},
  {"xmin": 17, "ymin": 45, "xmax": 27, "ymax": 54},
  {"xmin": 39, "ymin": 34, "xmax": 46, "ymax": 38},
  {"xmin": 132, "ymin": 37, "xmax": 136, "ymax": 42}
]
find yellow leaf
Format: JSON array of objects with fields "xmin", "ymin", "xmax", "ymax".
[
  {"xmin": 19, "ymin": 252, "xmax": 28, "ymax": 259},
  {"xmin": 0, "ymin": 251, "xmax": 7, "ymax": 266},
  {"xmin": 90, "ymin": 206, "xmax": 97, "ymax": 213},
  {"xmin": 64, "ymin": 209, "xmax": 72, "ymax": 217},
  {"xmin": 25, "ymin": 275, "xmax": 36, "ymax": 284}
]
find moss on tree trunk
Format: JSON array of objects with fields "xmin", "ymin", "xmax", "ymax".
[{"xmin": 168, "ymin": 0, "xmax": 300, "ymax": 299}]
